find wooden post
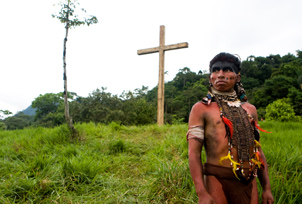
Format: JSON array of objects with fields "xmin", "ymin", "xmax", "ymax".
[{"xmin": 137, "ymin": 25, "xmax": 188, "ymax": 126}]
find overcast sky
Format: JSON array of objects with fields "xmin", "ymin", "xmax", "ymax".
[{"xmin": 1, "ymin": 0, "xmax": 301, "ymax": 115}]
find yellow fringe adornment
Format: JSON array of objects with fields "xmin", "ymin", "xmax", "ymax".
[
  {"xmin": 254, "ymin": 140, "xmax": 261, "ymax": 147},
  {"xmin": 219, "ymin": 153, "xmax": 241, "ymax": 180},
  {"xmin": 251, "ymin": 158, "xmax": 262, "ymax": 168}
]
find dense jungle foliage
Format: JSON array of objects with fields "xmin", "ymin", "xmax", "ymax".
[{"xmin": 1, "ymin": 51, "xmax": 302, "ymax": 130}]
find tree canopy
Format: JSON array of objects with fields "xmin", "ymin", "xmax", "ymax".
[{"xmin": 3, "ymin": 50, "xmax": 302, "ymax": 130}]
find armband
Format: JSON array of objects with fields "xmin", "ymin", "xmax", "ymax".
[{"xmin": 186, "ymin": 125, "xmax": 205, "ymax": 143}]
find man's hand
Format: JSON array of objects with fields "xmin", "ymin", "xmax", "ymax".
[
  {"xmin": 198, "ymin": 192, "xmax": 217, "ymax": 204},
  {"xmin": 262, "ymin": 190, "xmax": 274, "ymax": 204}
]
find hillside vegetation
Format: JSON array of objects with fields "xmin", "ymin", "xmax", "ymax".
[
  {"xmin": 0, "ymin": 122, "xmax": 301, "ymax": 203},
  {"xmin": 1, "ymin": 51, "xmax": 302, "ymax": 130}
]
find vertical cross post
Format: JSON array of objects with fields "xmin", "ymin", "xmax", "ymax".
[
  {"xmin": 158, "ymin": 26, "xmax": 165, "ymax": 126},
  {"xmin": 137, "ymin": 25, "xmax": 188, "ymax": 125}
]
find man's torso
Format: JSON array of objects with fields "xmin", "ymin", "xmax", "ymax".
[{"xmin": 200, "ymin": 101, "xmax": 257, "ymax": 168}]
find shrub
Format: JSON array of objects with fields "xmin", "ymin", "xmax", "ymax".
[
  {"xmin": 265, "ymin": 98, "xmax": 300, "ymax": 122},
  {"xmin": 0, "ymin": 122, "xmax": 6, "ymax": 130}
]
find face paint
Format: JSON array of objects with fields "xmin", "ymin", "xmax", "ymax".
[
  {"xmin": 210, "ymin": 61, "xmax": 238, "ymax": 74},
  {"xmin": 209, "ymin": 61, "xmax": 239, "ymax": 92}
]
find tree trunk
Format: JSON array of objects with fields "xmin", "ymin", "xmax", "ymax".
[{"xmin": 63, "ymin": 1, "xmax": 77, "ymax": 139}]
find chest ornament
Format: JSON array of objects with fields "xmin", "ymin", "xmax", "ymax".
[{"xmin": 207, "ymin": 88, "xmax": 271, "ymax": 182}]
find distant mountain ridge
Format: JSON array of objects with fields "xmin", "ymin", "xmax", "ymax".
[{"xmin": 21, "ymin": 105, "xmax": 36, "ymax": 116}]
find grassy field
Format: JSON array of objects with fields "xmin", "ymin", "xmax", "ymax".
[{"xmin": 0, "ymin": 121, "xmax": 301, "ymax": 203}]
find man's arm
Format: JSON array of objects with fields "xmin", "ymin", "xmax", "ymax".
[
  {"xmin": 257, "ymin": 147, "xmax": 274, "ymax": 204},
  {"xmin": 249, "ymin": 103, "xmax": 274, "ymax": 204},
  {"xmin": 188, "ymin": 139, "xmax": 216, "ymax": 204},
  {"xmin": 188, "ymin": 103, "xmax": 216, "ymax": 204}
]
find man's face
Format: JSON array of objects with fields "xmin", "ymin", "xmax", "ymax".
[{"xmin": 209, "ymin": 61, "xmax": 239, "ymax": 92}]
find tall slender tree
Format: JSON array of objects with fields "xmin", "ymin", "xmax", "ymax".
[{"xmin": 52, "ymin": 0, "xmax": 98, "ymax": 138}]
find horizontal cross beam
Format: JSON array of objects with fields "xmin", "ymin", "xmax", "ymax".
[{"xmin": 137, "ymin": 42, "xmax": 188, "ymax": 55}]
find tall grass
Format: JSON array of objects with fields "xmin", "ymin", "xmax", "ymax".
[
  {"xmin": 0, "ymin": 121, "xmax": 300, "ymax": 203},
  {"xmin": 256, "ymin": 121, "xmax": 302, "ymax": 204}
]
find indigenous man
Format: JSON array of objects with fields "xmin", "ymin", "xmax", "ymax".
[{"xmin": 187, "ymin": 53, "xmax": 274, "ymax": 204}]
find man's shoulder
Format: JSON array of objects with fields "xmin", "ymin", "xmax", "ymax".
[
  {"xmin": 189, "ymin": 101, "xmax": 220, "ymax": 126},
  {"xmin": 241, "ymin": 101, "xmax": 257, "ymax": 110},
  {"xmin": 191, "ymin": 101, "xmax": 219, "ymax": 112},
  {"xmin": 241, "ymin": 102, "xmax": 258, "ymax": 118},
  {"xmin": 192, "ymin": 101, "xmax": 208, "ymax": 109}
]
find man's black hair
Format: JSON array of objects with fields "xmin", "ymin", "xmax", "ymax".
[{"xmin": 209, "ymin": 52, "xmax": 241, "ymax": 74}]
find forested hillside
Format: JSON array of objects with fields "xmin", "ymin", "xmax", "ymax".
[{"xmin": 1, "ymin": 51, "xmax": 302, "ymax": 130}]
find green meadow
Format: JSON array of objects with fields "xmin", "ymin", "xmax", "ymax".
[{"xmin": 0, "ymin": 121, "xmax": 301, "ymax": 203}]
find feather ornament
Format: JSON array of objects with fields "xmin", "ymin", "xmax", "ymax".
[
  {"xmin": 219, "ymin": 153, "xmax": 240, "ymax": 180},
  {"xmin": 255, "ymin": 123, "xmax": 272, "ymax": 133},
  {"xmin": 221, "ymin": 115, "xmax": 234, "ymax": 138},
  {"xmin": 253, "ymin": 151, "xmax": 265, "ymax": 169},
  {"xmin": 254, "ymin": 140, "xmax": 261, "ymax": 147}
]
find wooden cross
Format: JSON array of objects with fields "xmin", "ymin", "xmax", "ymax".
[{"xmin": 137, "ymin": 25, "xmax": 188, "ymax": 126}]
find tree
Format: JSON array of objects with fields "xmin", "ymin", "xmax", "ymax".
[
  {"xmin": 0, "ymin": 110, "xmax": 12, "ymax": 130},
  {"xmin": 240, "ymin": 75, "xmax": 260, "ymax": 91},
  {"xmin": 4, "ymin": 112, "xmax": 34, "ymax": 130},
  {"xmin": 0, "ymin": 122, "xmax": 6, "ymax": 130},
  {"xmin": 281, "ymin": 53, "xmax": 296, "ymax": 64},
  {"xmin": 266, "ymin": 54, "xmax": 282, "ymax": 68},
  {"xmin": 70, "ymin": 88, "xmax": 122, "ymax": 124},
  {"xmin": 287, "ymin": 87, "xmax": 302, "ymax": 116},
  {"xmin": 250, "ymin": 88, "xmax": 270, "ymax": 109},
  {"xmin": 31, "ymin": 92, "xmax": 76, "ymax": 127},
  {"xmin": 297, "ymin": 50, "xmax": 302, "ymax": 59},
  {"xmin": 134, "ymin": 85, "xmax": 149, "ymax": 98},
  {"xmin": 172, "ymin": 67, "xmax": 202, "ymax": 90},
  {"xmin": 263, "ymin": 75, "xmax": 295, "ymax": 100},
  {"xmin": 298, "ymin": 74, "xmax": 302, "ymax": 90},
  {"xmin": 271, "ymin": 63, "xmax": 302, "ymax": 80},
  {"xmin": 32, "ymin": 93, "xmax": 62, "ymax": 121},
  {"xmin": 265, "ymin": 98, "xmax": 299, "ymax": 122},
  {"xmin": 121, "ymin": 96, "xmax": 156, "ymax": 125},
  {"xmin": 0, "ymin": 110, "xmax": 13, "ymax": 115},
  {"xmin": 241, "ymin": 57, "xmax": 273, "ymax": 85},
  {"xmin": 52, "ymin": 0, "xmax": 98, "ymax": 138},
  {"xmin": 296, "ymin": 70, "xmax": 302, "ymax": 90}
]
